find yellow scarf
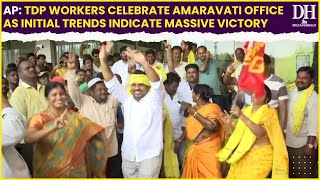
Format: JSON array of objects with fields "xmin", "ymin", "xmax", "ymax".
[
  {"xmin": 127, "ymin": 74, "xmax": 151, "ymax": 95},
  {"xmin": 293, "ymin": 84, "xmax": 314, "ymax": 135},
  {"xmin": 129, "ymin": 74, "xmax": 151, "ymax": 87},
  {"xmin": 163, "ymin": 106, "xmax": 180, "ymax": 178},
  {"xmin": 217, "ymin": 105, "xmax": 268, "ymax": 164}
]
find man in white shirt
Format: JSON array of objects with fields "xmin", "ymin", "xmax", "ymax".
[
  {"xmin": 100, "ymin": 42, "xmax": 164, "ymax": 178},
  {"xmin": 111, "ymin": 46, "xmax": 141, "ymax": 87},
  {"xmin": 177, "ymin": 64, "xmax": 199, "ymax": 105},
  {"xmin": 286, "ymin": 66, "xmax": 318, "ymax": 178},
  {"xmin": 2, "ymin": 95, "xmax": 30, "ymax": 178},
  {"xmin": 91, "ymin": 48, "xmax": 102, "ymax": 72},
  {"xmin": 165, "ymin": 45, "xmax": 188, "ymax": 81},
  {"xmin": 163, "ymin": 72, "xmax": 185, "ymax": 170}
]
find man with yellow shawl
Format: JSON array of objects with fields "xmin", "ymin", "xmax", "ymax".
[
  {"xmin": 217, "ymin": 84, "xmax": 288, "ymax": 178},
  {"xmin": 145, "ymin": 49, "xmax": 167, "ymax": 81},
  {"xmin": 101, "ymin": 42, "xmax": 164, "ymax": 178},
  {"xmin": 180, "ymin": 84, "xmax": 224, "ymax": 178},
  {"xmin": 286, "ymin": 66, "xmax": 318, "ymax": 178}
]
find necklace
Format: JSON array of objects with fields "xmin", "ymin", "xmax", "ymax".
[{"xmin": 48, "ymin": 108, "xmax": 60, "ymax": 119}]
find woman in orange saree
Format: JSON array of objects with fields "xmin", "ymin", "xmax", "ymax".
[
  {"xmin": 180, "ymin": 84, "xmax": 224, "ymax": 178},
  {"xmin": 25, "ymin": 82, "xmax": 108, "ymax": 178}
]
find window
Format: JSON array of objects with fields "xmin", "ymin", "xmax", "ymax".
[{"xmin": 296, "ymin": 55, "xmax": 310, "ymax": 70}]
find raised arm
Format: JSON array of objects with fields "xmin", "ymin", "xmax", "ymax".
[
  {"xmin": 223, "ymin": 63, "xmax": 238, "ymax": 86},
  {"xmin": 99, "ymin": 42, "xmax": 115, "ymax": 81},
  {"xmin": 65, "ymin": 52, "xmax": 83, "ymax": 109},
  {"xmin": 100, "ymin": 42, "xmax": 128, "ymax": 104},
  {"xmin": 34, "ymin": 46, "xmax": 40, "ymax": 56},
  {"xmin": 164, "ymin": 42, "xmax": 176, "ymax": 74},
  {"xmin": 79, "ymin": 44, "xmax": 86, "ymax": 59},
  {"xmin": 126, "ymin": 47, "xmax": 160, "ymax": 82},
  {"xmin": 199, "ymin": 50, "xmax": 211, "ymax": 72}
]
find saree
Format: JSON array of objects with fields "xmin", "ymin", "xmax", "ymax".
[
  {"xmin": 28, "ymin": 111, "xmax": 108, "ymax": 178},
  {"xmin": 217, "ymin": 105, "xmax": 288, "ymax": 178},
  {"xmin": 182, "ymin": 103, "xmax": 224, "ymax": 178}
]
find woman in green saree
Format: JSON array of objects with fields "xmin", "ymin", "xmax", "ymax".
[{"xmin": 25, "ymin": 82, "xmax": 108, "ymax": 178}]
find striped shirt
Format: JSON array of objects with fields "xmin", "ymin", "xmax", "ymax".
[{"xmin": 244, "ymin": 74, "xmax": 288, "ymax": 108}]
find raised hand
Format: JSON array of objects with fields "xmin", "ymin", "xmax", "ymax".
[
  {"xmin": 80, "ymin": 44, "xmax": 90, "ymax": 50},
  {"xmin": 125, "ymin": 47, "xmax": 147, "ymax": 65},
  {"xmin": 99, "ymin": 41, "xmax": 114, "ymax": 65},
  {"xmin": 128, "ymin": 58, "xmax": 136, "ymax": 74},
  {"xmin": 67, "ymin": 52, "xmax": 77, "ymax": 70},
  {"xmin": 163, "ymin": 42, "xmax": 172, "ymax": 52},
  {"xmin": 34, "ymin": 46, "xmax": 41, "ymax": 53},
  {"xmin": 205, "ymin": 50, "xmax": 211, "ymax": 60},
  {"xmin": 226, "ymin": 63, "xmax": 237, "ymax": 74}
]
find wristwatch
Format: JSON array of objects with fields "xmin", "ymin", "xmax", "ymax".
[{"xmin": 307, "ymin": 144, "xmax": 314, "ymax": 149}]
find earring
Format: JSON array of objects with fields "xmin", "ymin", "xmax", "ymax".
[{"xmin": 196, "ymin": 96, "xmax": 200, "ymax": 100}]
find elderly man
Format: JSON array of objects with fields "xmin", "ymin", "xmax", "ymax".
[{"xmin": 65, "ymin": 53, "xmax": 121, "ymax": 177}]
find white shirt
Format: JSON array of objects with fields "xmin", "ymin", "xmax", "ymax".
[
  {"xmin": 177, "ymin": 80, "xmax": 195, "ymax": 105},
  {"xmin": 2, "ymin": 108, "xmax": 30, "ymax": 178},
  {"xmin": 165, "ymin": 62, "xmax": 188, "ymax": 81},
  {"xmin": 105, "ymin": 76, "xmax": 164, "ymax": 162},
  {"xmin": 164, "ymin": 92, "xmax": 185, "ymax": 140},
  {"xmin": 111, "ymin": 60, "xmax": 141, "ymax": 88},
  {"xmin": 286, "ymin": 88, "xmax": 318, "ymax": 148},
  {"xmin": 93, "ymin": 63, "xmax": 102, "ymax": 72}
]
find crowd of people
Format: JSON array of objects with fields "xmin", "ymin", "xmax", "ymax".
[{"xmin": 2, "ymin": 40, "xmax": 318, "ymax": 178}]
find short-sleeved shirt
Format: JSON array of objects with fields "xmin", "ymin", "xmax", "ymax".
[
  {"xmin": 9, "ymin": 82, "xmax": 47, "ymax": 121},
  {"xmin": 195, "ymin": 59, "xmax": 222, "ymax": 95}
]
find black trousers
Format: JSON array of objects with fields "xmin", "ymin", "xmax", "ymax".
[
  {"xmin": 107, "ymin": 153, "xmax": 123, "ymax": 178},
  {"xmin": 107, "ymin": 132, "xmax": 124, "ymax": 178},
  {"xmin": 15, "ymin": 143, "xmax": 33, "ymax": 176}
]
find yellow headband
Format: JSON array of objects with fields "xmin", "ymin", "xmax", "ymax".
[{"xmin": 129, "ymin": 74, "xmax": 151, "ymax": 87}]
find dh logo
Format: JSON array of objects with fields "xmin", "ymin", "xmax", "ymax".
[{"xmin": 292, "ymin": 5, "xmax": 316, "ymax": 20}]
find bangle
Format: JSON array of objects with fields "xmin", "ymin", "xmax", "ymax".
[
  {"xmin": 283, "ymin": 129, "xmax": 287, "ymax": 134},
  {"xmin": 193, "ymin": 111, "xmax": 198, "ymax": 118},
  {"xmin": 177, "ymin": 139, "xmax": 183, "ymax": 143}
]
